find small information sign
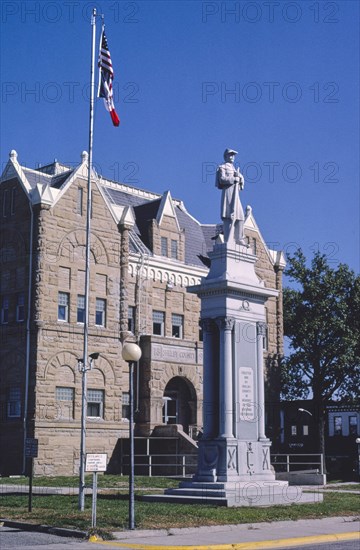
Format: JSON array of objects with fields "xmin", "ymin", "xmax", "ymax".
[
  {"xmin": 85, "ymin": 453, "xmax": 107, "ymax": 472},
  {"xmin": 25, "ymin": 438, "xmax": 38, "ymax": 458}
]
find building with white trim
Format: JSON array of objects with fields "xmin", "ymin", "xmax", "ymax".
[{"xmin": 0, "ymin": 151, "xmax": 285, "ymax": 475}]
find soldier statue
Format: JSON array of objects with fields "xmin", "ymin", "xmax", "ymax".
[{"xmin": 215, "ymin": 148, "xmax": 246, "ymax": 244}]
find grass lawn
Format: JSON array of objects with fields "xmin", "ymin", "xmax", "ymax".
[
  {"xmin": 0, "ymin": 476, "xmax": 359, "ymax": 534},
  {"xmin": 0, "ymin": 475, "xmax": 179, "ymax": 489}
]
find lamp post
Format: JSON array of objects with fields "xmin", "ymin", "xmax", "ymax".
[
  {"xmin": 78, "ymin": 352, "xmax": 99, "ymax": 511},
  {"xmin": 121, "ymin": 342, "xmax": 142, "ymax": 530}
]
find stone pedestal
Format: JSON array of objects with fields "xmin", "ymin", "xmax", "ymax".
[
  {"xmin": 143, "ymin": 240, "xmax": 322, "ymax": 506},
  {"xmin": 182, "ymin": 241, "xmax": 281, "ymax": 504}
]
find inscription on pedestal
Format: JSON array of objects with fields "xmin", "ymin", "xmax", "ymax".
[{"xmin": 239, "ymin": 367, "xmax": 255, "ymax": 420}]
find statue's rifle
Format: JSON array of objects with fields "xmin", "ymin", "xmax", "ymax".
[{"xmin": 235, "ymin": 167, "xmax": 245, "ymax": 190}]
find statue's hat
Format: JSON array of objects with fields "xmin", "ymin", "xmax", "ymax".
[{"xmin": 224, "ymin": 148, "xmax": 238, "ymax": 158}]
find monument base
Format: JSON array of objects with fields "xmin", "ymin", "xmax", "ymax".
[
  {"xmin": 142, "ymin": 479, "xmax": 323, "ymax": 507},
  {"xmin": 194, "ymin": 438, "xmax": 274, "ymax": 483}
]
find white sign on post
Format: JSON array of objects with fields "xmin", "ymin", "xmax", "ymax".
[{"xmin": 85, "ymin": 453, "xmax": 107, "ymax": 472}]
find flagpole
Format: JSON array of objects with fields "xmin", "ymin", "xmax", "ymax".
[{"xmin": 79, "ymin": 6, "xmax": 97, "ymax": 512}]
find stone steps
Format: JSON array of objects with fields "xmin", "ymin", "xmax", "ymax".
[{"xmin": 142, "ymin": 480, "xmax": 324, "ymax": 507}]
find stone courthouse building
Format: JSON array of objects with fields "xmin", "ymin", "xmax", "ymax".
[{"xmin": 0, "ymin": 150, "xmax": 285, "ymax": 475}]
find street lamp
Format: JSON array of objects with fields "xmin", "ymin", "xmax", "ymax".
[
  {"xmin": 78, "ymin": 352, "xmax": 100, "ymax": 511},
  {"xmin": 122, "ymin": 342, "xmax": 142, "ymax": 530}
]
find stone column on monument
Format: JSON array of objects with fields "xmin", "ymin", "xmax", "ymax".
[
  {"xmin": 256, "ymin": 322, "xmax": 267, "ymax": 441},
  {"xmin": 201, "ymin": 319, "xmax": 217, "ymax": 439},
  {"xmin": 217, "ymin": 317, "xmax": 235, "ymax": 439}
]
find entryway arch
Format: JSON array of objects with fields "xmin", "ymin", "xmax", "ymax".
[{"xmin": 162, "ymin": 376, "xmax": 197, "ymax": 434}]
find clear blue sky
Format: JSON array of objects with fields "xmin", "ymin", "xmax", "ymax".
[{"xmin": 1, "ymin": 0, "xmax": 359, "ymax": 274}]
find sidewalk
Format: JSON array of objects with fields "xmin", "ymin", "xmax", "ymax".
[{"xmin": 109, "ymin": 516, "xmax": 360, "ymax": 548}]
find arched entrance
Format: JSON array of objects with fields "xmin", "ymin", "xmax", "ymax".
[{"xmin": 162, "ymin": 376, "xmax": 197, "ymax": 434}]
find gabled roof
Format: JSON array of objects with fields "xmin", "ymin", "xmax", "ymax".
[
  {"xmin": 101, "ymin": 183, "xmax": 213, "ymax": 268},
  {"xmin": 244, "ymin": 206, "xmax": 286, "ymax": 268},
  {"xmin": 0, "ymin": 150, "xmax": 76, "ymax": 205},
  {"xmin": 1, "ymin": 151, "xmax": 284, "ymax": 271},
  {"xmin": 156, "ymin": 191, "xmax": 180, "ymax": 231}
]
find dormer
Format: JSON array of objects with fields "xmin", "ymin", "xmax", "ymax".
[
  {"xmin": 134, "ymin": 191, "xmax": 185, "ymax": 262},
  {"xmin": 153, "ymin": 191, "xmax": 185, "ymax": 262}
]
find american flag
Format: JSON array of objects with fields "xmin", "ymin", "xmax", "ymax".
[{"xmin": 98, "ymin": 28, "xmax": 120, "ymax": 127}]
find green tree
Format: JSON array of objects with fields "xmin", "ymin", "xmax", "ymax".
[{"xmin": 281, "ymin": 250, "xmax": 360, "ymax": 456}]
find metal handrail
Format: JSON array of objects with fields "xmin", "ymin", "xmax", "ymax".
[
  {"xmin": 271, "ymin": 453, "xmax": 324, "ymax": 474},
  {"xmin": 120, "ymin": 452, "xmax": 196, "ymax": 477}
]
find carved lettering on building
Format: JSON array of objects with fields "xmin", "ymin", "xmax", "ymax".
[{"xmin": 152, "ymin": 343, "xmax": 203, "ymax": 364}]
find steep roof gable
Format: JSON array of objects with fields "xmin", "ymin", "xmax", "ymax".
[
  {"xmin": 156, "ymin": 191, "xmax": 180, "ymax": 231},
  {"xmin": 244, "ymin": 206, "xmax": 286, "ymax": 268}
]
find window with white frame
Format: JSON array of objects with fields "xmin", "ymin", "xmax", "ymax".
[
  {"xmin": 58, "ymin": 292, "xmax": 69, "ymax": 322},
  {"xmin": 7, "ymin": 387, "xmax": 21, "ymax": 418},
  {"xmin": 161, "ymin": 237, "xmax": 168, "ymax": 257},
  {"xmin": 16, "ymin": 293, "xmax": 25, "ymax": 322},
  {"xmin": 122, "ymin": 392, "xmax": 130, "ymax": 420},
  {"xmin": 1, "ymin": 296, "xmax": 9, "ymax": 324},
  {"xmin": 303, "ymin": 425, "xmax": 309, "ymax": 436},
  {"xmin": 87, "ymin": 389, "xmax": 104, "ymax": 418},
  {"xmin": 171, "ymin": 239, "xmax": 178, "ymax": 260},
  {"xmin": 77, "ymin": 295, "xmax": 85, "ymax": 324},
  {"xmin": 95, "ymin": 298, "xmax": 106, "ymax": 326},
  {"xmin": 291, "ymin": 425, "xmax": 297, "ymax": 436},
  {"xmin": 56, "ymin": 386, "xmax": 75, "ymax": 419},
  {"xmin": 153, "ymin": 310, "xmax": 165, "ymax": 336},
  {"xmin": 171, "ymin": 314, "xmax": 183, "ymax": 338}
]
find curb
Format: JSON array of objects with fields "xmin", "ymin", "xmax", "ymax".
[
  {"xmin": 1, "ymin": 519, "xmax": 87, "ymax": 539},
  {"xmin": 90, "ymin": 532, "xmax": 360, "ymax": 549},
  {"xmin": 112, "ymin": 515, "xmax": 360, "ymax": 540}
]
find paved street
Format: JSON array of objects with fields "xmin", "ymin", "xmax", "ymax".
[{"xmin": 1, "ymin": 516, "xmax": 359, "ymax": 550}]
